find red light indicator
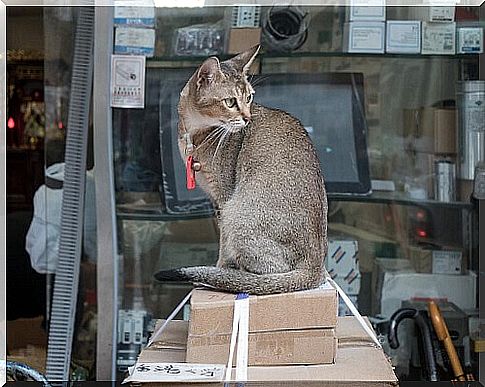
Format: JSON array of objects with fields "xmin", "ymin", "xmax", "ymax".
[
  {"xmin": 7, "ymin": 117, "xmax": 15, "ymax": 129},
  {"xmin": 58, "ymin": 121, "xmax": 63, "ymax": 129},
  {"xmin": 417, "ymin": 229, "xmax": 427, "ymax": 238}
]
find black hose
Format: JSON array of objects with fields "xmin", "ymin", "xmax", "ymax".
[{"xmin": 388, "ymin": 308, "xmax": 439, "ymax": 382}]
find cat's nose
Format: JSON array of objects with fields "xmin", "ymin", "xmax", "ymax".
[{"xmin": 241, "ymin": 111, "xmax": 251, "ymax": 124}]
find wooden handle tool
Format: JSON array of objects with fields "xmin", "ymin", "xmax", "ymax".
[{"xmin": 428, "ymin": 301, "xmax": 466, "ymax": 381}]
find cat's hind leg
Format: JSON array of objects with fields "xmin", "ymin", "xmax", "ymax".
[{"xmin": 236, "ymin": 238, "xmax": 293, "ymax": 275}]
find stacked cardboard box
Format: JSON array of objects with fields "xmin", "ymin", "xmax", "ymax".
[
  {"xmin": 185, "ymin": 285, "xmax": 338, "ymax": 366},
  {"xmin": 131, "ymin": 316, "xmax": 397, "ymax": 386}
]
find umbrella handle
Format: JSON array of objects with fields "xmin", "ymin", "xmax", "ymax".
[{"xmin": 428, "ymin": 301, "xmax": 466, "ymax": 381}]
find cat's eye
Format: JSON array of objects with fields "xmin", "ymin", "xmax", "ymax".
[
  {"xmin": 246, "ymin": 94, "xmax": 253, "ymax": 104},
  {"xmin": 224, "ymin": 98, "xmax": 237, "ymax": 108}
]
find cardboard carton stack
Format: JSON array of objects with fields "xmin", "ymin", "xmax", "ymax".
[
  {"xmin": 131, "ymin": 314, "xmax": 398, "ymax": 386},
  {"xmin": 186, "ymin": 284, "xmax": 338, "ymax": 366}
]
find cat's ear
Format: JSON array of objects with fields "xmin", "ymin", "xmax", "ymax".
[
  {"xmin": 196, "ymin": 57, "xmax": 222, "ymax": 89},
  {"xmin": 228, "ymin": 45, "xmax": 260, "ymax": 74}
]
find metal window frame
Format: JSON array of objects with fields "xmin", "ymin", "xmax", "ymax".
[{"xmin": 93, "ymin": 5, "xmax": 118, "ymax": 381}]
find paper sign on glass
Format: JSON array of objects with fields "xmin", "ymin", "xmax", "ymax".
[{"xmin": 110, "ymin": 55, "xmax": 146, "ymax": 109}]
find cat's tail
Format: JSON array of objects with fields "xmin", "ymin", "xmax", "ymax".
[{"xmin": 154, "ymin": 266, "xmax": 325, "ymax": 295}]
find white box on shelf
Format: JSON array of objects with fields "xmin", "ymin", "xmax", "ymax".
[
  {"xmin": 326, "ymin": 239, "xmax": 360, "ymax": 295},
  {"xmin": 421, "ymin": 22, "xmax": 456, "ymax": 55},
  {"xmin": 348, "ymin": 0, "xmax": 386, "ymax": 21},
  {"xmin": 344, "ymin": 22, "xmax": 386, "ymax": 53},
  {"xmin": 374, "ymin": 259, "xmax": 476, "ymax": 318},
  {"xmin": 386, "ymin": 21, "xmax": 421, "ymax": 53},
  {"xmin": 457, "ymin": 27, "xmax": 484, "ymax": 54},
  {"xmin": 429, "ymin": 6, "xmax": 455, "ymax": 22}
]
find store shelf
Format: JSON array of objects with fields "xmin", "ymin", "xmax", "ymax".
[
  {"xmin": 146, "ymin": 51, "xmax": 480, "ymax": 68},
  {"xmin": 117, "ymin": 203, "xmax": 214, "ymax": 221},
  {"xmin": 328, "ymin": 190, "xmax": 474, "ymax": 209},
  {"xmin": 117, "ymin": 190, "xmax": 473, "ymax": 222}
]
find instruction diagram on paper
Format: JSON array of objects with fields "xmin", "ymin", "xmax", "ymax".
[{"xmin": 110, "ymin": 54, "xmax": 146, "ymax": 109}]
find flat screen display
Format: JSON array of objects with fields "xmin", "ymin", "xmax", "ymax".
[{"xmin": 159, "ymin": 72, "xmax": 371, "ymax": 215}]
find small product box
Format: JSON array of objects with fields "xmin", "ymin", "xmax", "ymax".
[
  {"xmin": 429, "ymin": 6, "xmax": 455, "ymax": 22},
  {"xmin": 114, "ymin": 26, "xmax": 155, "ymax": 57},
  {"xmin": 386, "ymin": 21, "xmax": 421, "ymax": 53},
  {"xmin": 113, "ymin": 5, "xmax": 155, "ymax": 27},
  {"xmin": 421, "ymin": 22, "xmax": 456, "ymax": 55},
  {"xmin": 344, "ymin": 22, "xmax": 386, "ymax": 53},
  {"xmin": 227, "ymin": 28, "xmax": 262, "ymax": 54},
  {"xmin": 326, "ymin": 239, "xmax": 360, "ymax": 295},
  {"xmin": 457, "ymin": 27, "xmax": 484, "ymax": 54},
  {"xmin": 432, "ymin": 250, "xmax": 463, "ymax": 275},
  {"xmin": 348, "ymin": 3, "xmax": 386, "ymax": 21}
]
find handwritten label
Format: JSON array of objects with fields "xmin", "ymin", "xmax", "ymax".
[{"xmin": 123, "ymin": 362, "xmax": 225, "ymax": 383}]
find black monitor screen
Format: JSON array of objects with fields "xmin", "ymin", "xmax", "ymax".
[{"xmin": 159, "ymin": 72, "xmax": 371, "ymax": 215}]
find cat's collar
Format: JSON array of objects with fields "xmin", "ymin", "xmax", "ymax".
[{"xmin": 184, "ymin": 132, "xmax": 194, "ymax": 155}]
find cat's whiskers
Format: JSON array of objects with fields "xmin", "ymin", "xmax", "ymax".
[
  {"xmin": 197, "ymin": 126, "xmax": 225, "ymax": 149},
  {"xmin": 211, "ymin": 125, "xmax": 231, "ymax": 167}
]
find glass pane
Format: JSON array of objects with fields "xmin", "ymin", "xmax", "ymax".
[{"xmin": 111, "ymin": 5, "xmax": 481, "ymax": 381}]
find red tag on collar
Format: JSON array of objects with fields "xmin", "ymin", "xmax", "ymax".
[{"xmin": 186, "ymin": 155, "xmax": 196, "ymax": 190}]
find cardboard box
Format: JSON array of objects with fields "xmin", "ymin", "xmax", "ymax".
[
  {"xmin": 141, "ymin": 319, "xmax": 188, "ymax": 363},
  {"xmin": 403, "ymin": 107, "xmax": 457, "ymax": 154},
  {"xmin": 7, "ymin": 316, "xmax": 47, "ymax": 350},
  {"xmin": 188, "ymin": 284, "xmax": 338, "ymax": 337},
  {"xmin": 227, "ymin": 28, "xmax": 261, "ymax": 54},
  {"xmin": 373, "ymin": 258, "xmax": 476, "ymax": 317},
  {"xmin": 326, "ymin": 239, "xmax": 360, "ymax": 295},
  {"xmin": 344, "ymin": 22, "xmax": 386, "ymax": 53},
  {"xmin": 422, "ymin": 22, "xmax": 456, "ymax": 55},
  {"xmin": 407, "ymin": 245, "xmax": 464, "ymax": 274},
  {"xmin": 457, "ymin": 27, "xmax": 484, "ymax": 54},
  {"xmin": 386, "ymin": 21, "xmax": 421, "ymax": 53},
  {"xmin": 133, "ymin": 316, "xmax": 397, "ymax": 386},
  {"xmin": 187, "ymin": 328, "xmax": 337, "ymax": 366}
]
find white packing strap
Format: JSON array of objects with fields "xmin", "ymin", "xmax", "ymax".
[
  {"xmin": 327, "ymin": 277, "xmax": 382, "ymax": 348},
  {"xmin": 235, "ymin": 294, "xmax": 249, "ymax": 382},
  {"xmin": 147, "ymin": 289, "xmax": 194, "ymax": 347},
  {"xmin": 225, "ymin": 293, "xmax": 250, "ymax": 383}
]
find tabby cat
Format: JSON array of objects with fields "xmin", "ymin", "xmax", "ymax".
[{"xmin": 155, "ymin": 45, "xmax": 328, "ymax": 295}]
